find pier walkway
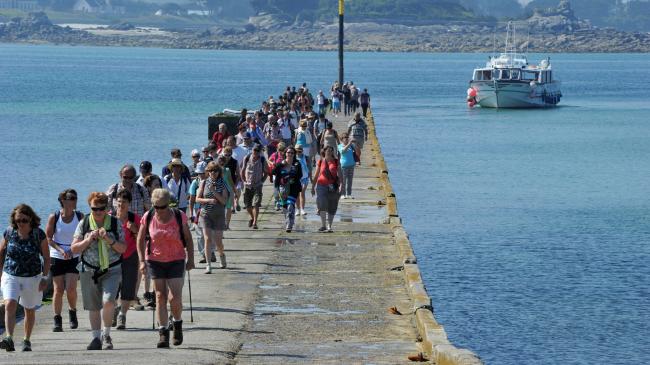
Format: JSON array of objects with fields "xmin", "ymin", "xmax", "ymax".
[{"xmin": 2, "ymin": 111, "xmax": 444, "ymax": 364}]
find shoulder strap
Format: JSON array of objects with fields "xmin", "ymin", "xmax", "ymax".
[
  {"xmin": 110, "ymin": 183, "xmax": 119, "ymax": 199},
  {"xmin": 53, "ymin": 210, "xmax": 61, "ymax": 232},
  {"xmin": 172, "ymin": 208, "xmax": 186, "ymax": 248},
  {"xmin": 75, "ymin": 210, "xmax": 84, "ymax": 221},
  {"xmin": 81, "ymin": 216, "xmax": 90, "ymax": 236},
  {"xmin": 127, "ymin": 211, "xmax": 135, "ymax": 224}
]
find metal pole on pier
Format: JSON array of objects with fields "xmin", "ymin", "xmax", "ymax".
[{"xmin": 338, "ymin": 0, "xmax": 344, "ymax": 86}]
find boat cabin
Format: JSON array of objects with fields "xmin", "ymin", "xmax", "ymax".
[{"xmin": 472, "ymin": 68, "xmax": 553, "ymax": 84}]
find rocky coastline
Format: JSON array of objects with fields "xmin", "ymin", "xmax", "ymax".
[{"xmin": 1, "ymin": 12, "xmax": 649, "ymax": 53}]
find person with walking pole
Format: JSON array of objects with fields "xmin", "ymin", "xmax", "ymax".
[{"xmin": 137, "ymin": 189, "xmax": 194, "ymax": 348}]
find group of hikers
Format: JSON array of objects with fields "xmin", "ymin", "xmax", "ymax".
[{"xmin": 0, "ymin": 82, "xmax": 370, "ymax": 353}]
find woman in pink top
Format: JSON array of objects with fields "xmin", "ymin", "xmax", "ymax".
[{"xmin": 137, "ymin": 189, "xmax": 194, "ymax": 349}]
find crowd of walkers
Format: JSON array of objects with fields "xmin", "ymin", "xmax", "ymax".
[{"xmin": 0, "ymin": 82, "xmax": 370, "ymax": 352}]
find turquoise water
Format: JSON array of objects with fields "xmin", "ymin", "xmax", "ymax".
[{"xmin": 1, "ymin": 44, "xmax": 649, "ymax": 364}]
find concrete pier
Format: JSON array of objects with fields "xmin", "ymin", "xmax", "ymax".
[{"xmin": 1, "ymin": 110, "xmax": 481, "ymax": 364}]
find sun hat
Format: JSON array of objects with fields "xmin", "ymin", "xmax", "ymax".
[
  {"xmin": 191, "ymin": 149, "xmax": 200, "ymax": 157},
  {"xmin": 168, "ymin": 158, "xmax": 183, "ymax": 169},
  {"xmin": 195, "ymin": 161, "xmax": 207, "ymax": 174}
]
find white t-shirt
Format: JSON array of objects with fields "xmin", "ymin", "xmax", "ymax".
[
  {"xmin": 165, "ymin": 175, "xmax": 190, "ymax": 209},
  {"xmin": 50, "ymin": 211, "xmax": 81, "ymax": 260}
]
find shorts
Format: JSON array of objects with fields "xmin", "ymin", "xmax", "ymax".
[
  {"xmin": 79, "ymin": 265, "xmax": 122, "ymax": 311},
  {"xmin": 119, "ymin": 254, "xmax": 139, "ymax": 301},
  {"xmin": 243, "ymin": 185, "xmax": 263, "ymax": 208},
  {"xmin": 316, "ymin": 184, "xmax": 340, "ymax": 215},
  {"xmin": 0, "ymin": 273, "xmax": 42, "ymax": 309},
  {"xmin": 50, "ymin": 257, "xmax": 80, "ymax": 277},
  {"xmin": 147, "ymin": 260, "xmax": 185, "ymax": 280},
  {"xmin": 351, "ymin": 137, "xmax": 365, "ymax": 150}
]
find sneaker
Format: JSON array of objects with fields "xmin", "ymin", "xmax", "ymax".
[
  {"xmin": 253, "ymin": 224, "xmax": 258, "ymax": 229},
  {"xmin": 349, "ymin": 195, "xmax": 355, "ymax": 199},
  {"xmin": 318, "ymin": 226, "xmax": 327, "ymax": 232},
  {"xmin": 342, "ymin": 195, "xmax": 348, "ymax": 200},
  {"xmin": 248, "ymin": 219, "xmax": 253, "ymax": 227},
  {"xmin": 286, "ymin": 228, "xmax": 292, "ymax": 233},
  {"xmin": 116, "ymin": 313, "xmax": 126, "ymax": 330},
  {"xmin": 327, "ymin": 226, "xmax": 333, "ymax": 233},
  {"xmin": 210, "ymin": 252, "xmax": 217, "ymax": 263},
  {"xmin": 53, "ymin": 314, "xmax": 63, "ymax": 332},
  {"xmin": 102, "ymin": 334, "xmax": 113, "ymax": 350},
  {"xmin": 301, "ymin": 209, "xmax": 307, "ymax": 216},
  {"xmin": 199, "ymin": 257, "xmax": 207, "ymax": 264},
  {"xmin": 86, "ymin": 337, "xmax": 102, "ymax": 351},
  {"xmin": 219, "ymin": 254, "xmax": 227, "ymax": 269},
  {"xmin": 205, "ymin": 264, "xmax": 212, "ymax": 274},
  {"xmin": 236, "ymin": 205, "xmax": 241, "ymax": 211},
  {"xmin": 69, "ymin": 309, "xmax": 79, "ymax": 328},
  {"xmin": 22, "ymin": 340, "xmax": 32, "ymax": 352},
  {"xmin": 0, "ymin": 337, "xmax": 15, "ymax": 352}
]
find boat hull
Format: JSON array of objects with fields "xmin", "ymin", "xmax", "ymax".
[{"xmin": 470, "ymin": 80, "xmax": 561, "ymax": 109}]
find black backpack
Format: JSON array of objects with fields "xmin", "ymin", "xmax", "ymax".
[{"xmin": 143, "ymin": 208, "xmax": 186, "ymax": 255}]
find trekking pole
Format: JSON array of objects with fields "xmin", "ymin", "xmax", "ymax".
[
  {"xmin": 152, "ymin": 304, "xmax": 155, "ymax": 330},
  {"xmin": 187, "ymin": 270, "xmax": 194, "ymax": 322}
]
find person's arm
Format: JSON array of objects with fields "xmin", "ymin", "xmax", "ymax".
[
  {"xmin": 311, "ymin": 161, "xmax": 321, "ymax": 194},
  {"xmin": 189, "ymin": 191, "xmax": 197, "ymax": 219},
  {"xmin": 337, "ymin": 162, "xmax": 344, "ymax": 195},
  {"xmin": 136, "ymin": 218, "xmax": 147, "ymax": 275},
  {"xmin": 182, "ymin": 220, "xmax": 194, "ymax": 271},
  {"xmin": 39, "ymin": 232, "xmax": 51, "ymax": 291},
  {"xmin": 46, "ymin": 213, "xmax": 68, "ymax": 259}
]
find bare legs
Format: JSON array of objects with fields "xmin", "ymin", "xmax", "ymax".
[{"xmin": 153, "ymin": 278, "xmax": 183, "ymax": 327}]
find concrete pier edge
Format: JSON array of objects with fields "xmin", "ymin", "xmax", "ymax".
[{"xmin": 366, "ymin": 109, "xmax": 483, "ymax": 365}]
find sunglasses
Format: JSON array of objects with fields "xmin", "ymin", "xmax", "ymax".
[
  {"xmin": 63, "ymin": 197, "xmax": 78, "ymax": 201},
  {"xmin": 90, "ymin": 206, "xmax": 106, "ymax": 211},
  {"xmin": 15, "ymin": 218, "xmax": 30, "ymax": 224},
  {"xmin": 122, "ymin": 175, "xmax": 135, "ymax": 180},
  {"xmin": 154, "ymin": 205, "xmax": 168, "ymax": 210},
  {"xmin": 286, "ymin": 151, "xmax": 295, "ymax": 154},
  {"xmin": 224, "ymin": 154, "xmax": 232, "ymax": 157}
]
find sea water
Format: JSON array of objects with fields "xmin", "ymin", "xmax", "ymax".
[{"xmin": 1, "ymin": 44, "xmax": 649, "ymax": 364}]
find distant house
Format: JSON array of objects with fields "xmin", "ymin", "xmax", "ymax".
[
  {"xmin": 73, "ymin": 0, "xmax": 124, "ymax": 14},
  {"xmin": 0, "ymin": 0, "xmax": 39, "ymax": 11}
]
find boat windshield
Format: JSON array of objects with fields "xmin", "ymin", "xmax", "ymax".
[
  {"xmin": 521, "ymin": 70, "xmax": 538, "ymax": 81},
  {"xmin": 473, "ymin": 70, "xmax": 493, "ymax": 81}
]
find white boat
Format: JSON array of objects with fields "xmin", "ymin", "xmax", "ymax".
[{"xmin": 467, "ymin": 23, "xmax": 562, "ymax": 109}]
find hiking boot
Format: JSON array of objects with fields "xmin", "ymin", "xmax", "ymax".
[
  {"xmin": 116, "ymin": 313, "xmax": 126, "ymax": 330},
  {"xmin": 219, "ymin": 254, "xmax": 227, "ymax": 269},
  {"xmin": 210, "ymin": 252, "xmax": 217, "ymax": 262},
  {"xmin": 53, "ymin": 314, "xmax": 63, "ymax": 332},
  {"xmin": 157, "ymin": 328, "xmax": 170, "ymax": 348},
  {"xmin": 172, "ymin": 320, "xmax": 183, "ymax": 346},
  {"xmin": 69, "ymin": 309, "xmax": 78, "ymax": 329},
  {"xmin": 22, "ymin": 340, "xmax": 32, "ymax": 352},
  {"xmin": 86, "ymin": 337, "xmax": 102, "ymax": 351},
  {"xmin": 102, "ymin": 334, "xmax": 113, "ymax": 350},
  {"xmin": 111, "ymin": 306, "xmax": 120, "ymax": 327},
  {"xmin": 0, "ymin": 337, "xmax": 15, "ymax": 352}
]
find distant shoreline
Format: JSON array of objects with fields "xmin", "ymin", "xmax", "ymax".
[{"xmin": 2, "ymin": 18, "xmax": 649, "ymax": 53}]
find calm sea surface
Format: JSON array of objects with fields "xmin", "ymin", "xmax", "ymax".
[{"xmin": 1, "ymin": 44, "xmax": 649, "ymax": 364}]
